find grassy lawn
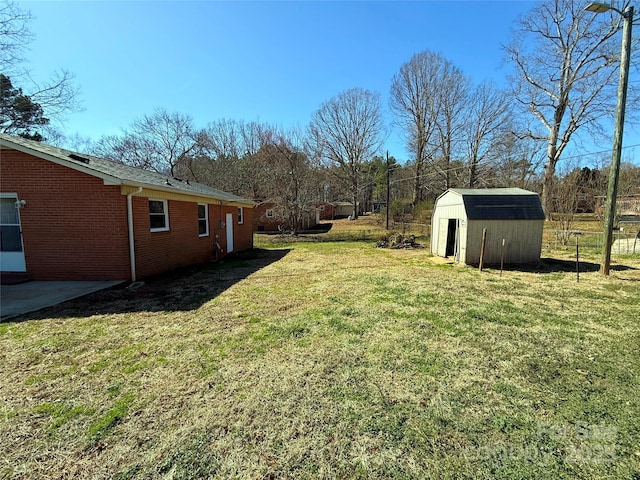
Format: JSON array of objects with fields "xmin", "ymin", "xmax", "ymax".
[{"xmin": 1, "ymin": 218, "xmax": 639, "ymax": 479}]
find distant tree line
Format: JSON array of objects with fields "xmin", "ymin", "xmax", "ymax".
[{"xmin": 2, "ymin": 0, "xmax": 638, "ymax": 224}]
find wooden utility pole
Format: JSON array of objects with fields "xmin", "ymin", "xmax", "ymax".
[
  {"xmin": 386, "ymin": 151, "xmax": 390, "ymax": 231},
  {"xmin": 598, "ymin": 5, "xmax": 634, "ymax": 275}
]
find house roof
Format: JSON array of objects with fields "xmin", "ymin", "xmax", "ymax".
[
  {"xmin": 0, "ymin": 133, "xmax": 254, "ymax": 206},
  {"xmin": 441, "ymin": 188, "xmax": 545, "ymax": 220}
]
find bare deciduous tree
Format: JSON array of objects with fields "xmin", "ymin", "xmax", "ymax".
[
  {"xmin": 505, "ymin": 0, "xmax": 634, "ymax": 215},
  {"xmin": 390, "ymin": 51, "xmax": 441, "ymax": 204},
  {"xmin": 310, "ymin": 88, "xmax": 384, "ymax": 219},
  {"xmin": 492, "ymin": 134, "xmax": 545, "ymax": 190},
  {"xmin": 0, "ymin": 0, "xmax": 32, "ymax": 73},
  {"xmin": 185, "ymin": 118, "xmax": 246, "ymax": 194},
  {"xmin": 464, "ymin": 81, "xmax": 512, "ymax": 188},
  {"xmin": 255, "ymin": 129, "xmax": 322, "ymax": 232},
  {"xmin": 189, "ymin": 120, "xmax": 324, "ymax": 228},
  {"xmin": 390, "ymin": 50, "xmax": 470, "ymax": 202},
  {"xmin": 617, "ymin": 162, "xmax": 640, "ymax": 197},
  {"xmin": 203, "ymin": 118, "xmax": 242, "ymax": 161},
  {"xmin": 435, "ymin": 61, "xmax": 470, "ymax": 191},
  {"xmin": 0, "ymin": 1, "xmax": 80, "ymax": 138},
  {"xmin": 93, "ymin": 108, "xmax": 205, "ymax": 176}
]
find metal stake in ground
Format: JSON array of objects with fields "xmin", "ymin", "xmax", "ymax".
[
  {"xmin": 575, "ymin": 232, "xmax": 582, "ymax": 283},
  {"xmin": 500, "ymin": 238, "xmax": 505, "ymax": 277},
  {"xmin": 479, "ymin": 228, "xmax": 487, "ymax": 272}
]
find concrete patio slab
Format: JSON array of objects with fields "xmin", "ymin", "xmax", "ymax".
[{"xmin": 0, "ymin": 280, "xmax": 123, "ymax": 321}]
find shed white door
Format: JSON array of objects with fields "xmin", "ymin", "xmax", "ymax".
[
  {"xmin": 0, "ymin": 195, "xmax": 26, "ymax": 272},
  {"xmin": 226, "ymin": 213, "xmax": 234, "ymax": 253},
  {"xmin": 437, "ymin": 218, "xmax": 449, "ymax": 256}
]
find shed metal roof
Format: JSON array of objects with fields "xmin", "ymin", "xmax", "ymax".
[
  {"xmin": 0, "ymin": 133, "xmax": 254, "ymax": 206},
  {"xmin": 441, "ymin": 188, "xmax": 545, "ymax": 220},
  {"xmin": 449, "ymin": 188, "xmax": 535, "ymax": 196}
]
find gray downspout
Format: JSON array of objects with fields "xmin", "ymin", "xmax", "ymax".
[{"xmin": 127, "ymin": 187, "xmax": 143, "ymax": 282}]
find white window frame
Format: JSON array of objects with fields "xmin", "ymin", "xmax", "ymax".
[
  {"xmin": 237, "ymin": 207, "xmax": 244, "ymax": 225},
  {"xmin": 149, "ymin": 199, "xmax": 169, "ymax": 232},
  {"xmin": 0, "ymin": 193, "xmax": 24, "ymax": 253},
  {"xmin": 198, "ymin": 203, "xmax": 209, "ymax": 237},
  {"xmin": 266, "ymin": 208, "xmax": 274, "ymax": 219}
]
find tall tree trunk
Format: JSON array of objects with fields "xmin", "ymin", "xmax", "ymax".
[
  {"xmin": 445, "ymin": 135, "xmax": 451, "ymax": 189},
  {"xmin": 413, "ymin": 151, "xmax": 424, "ymax": 205},
  {"xmin": 468, "ymin": 161, "xmax": 477, "ymax": 188},
  {"xmin": 541, "ymin": 139, "xmax": 558, "ymax": 218},
  {"xmin": 352, "ymin": 172, "xmax": 359, "ymax": 219},
  {"xmin": 352, "ymin": 193, "xmax": 358, "ymax": 219}
]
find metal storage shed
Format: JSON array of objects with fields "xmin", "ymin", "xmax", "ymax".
[{"xmin": 431, "ymin": 188, "xmax": 546, "ymax": 265}]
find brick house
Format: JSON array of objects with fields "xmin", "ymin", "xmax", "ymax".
[
  {"xmin": 254, "ymin": 201, "xmax": 285, "ymax": 232},
  {"xmin": 254, "ymin": 201, "xmax": 320, "ymax": 232},
  {"xmin": 0, "ymin": 134, "xmax": 254, "ymax": 282},
  {"xmin": 314, "ymin": 201, "xmax": 336, "ymax": 221}
]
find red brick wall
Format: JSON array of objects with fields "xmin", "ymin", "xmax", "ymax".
[
  {"xmin": 131, "ymin": 199, "xmax": 254, "ymax": 278},
  {"xmin": 133, "ymin": 198, "xmax": 211, "ymax": 278},
  {"xmin": 317, "ymin": 202, "xmax": 335, "ymax": 220},
  {"xmin": 1, "ymin": 149, "xmax": 255, "ymax": 281},
  {"xmin": 229, "ymin": 204, "xmax": 254, "ymax": 252},
  {"xmin": 254, "ymin": 203, "xmax": 282, "ymax": 232},
  {"xmin": 0, "ymin": 149, "xmax": 130, "ymax": 280},
  {"xmin": 254, "ymin": 203, "xmax": 319, "ymax": 231}
]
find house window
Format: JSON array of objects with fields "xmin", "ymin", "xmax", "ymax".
[
  {"xmin": 237, "ymin": 207, "xmax": 244, "ymax": 224},
  {"xmin": 149, "ymin": 199, "xmax": 169, "ymax": 232},
  {"xmin": 266, "ymin": 208, "xmax": 274, "ymax": 219},
  {"xmin": 198, "ymin": 204, "xmax": 209, "ymax": 237}
]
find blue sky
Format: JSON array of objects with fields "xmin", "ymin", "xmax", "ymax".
[{"xmin": 19, "ymin": 0, "xmax": 640, "ymax": 165}]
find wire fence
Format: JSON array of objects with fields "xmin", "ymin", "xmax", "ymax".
[
  {"xmin": 257, "ymin": 220, "xmax": 640, "ymax": 256},
  {"xmin": 549, "ymin": 229, "xmax": 640, "ymax": 254},
  {"xmin": 387, "ymin": 221, "xmax": 430, "ymax": 236}
]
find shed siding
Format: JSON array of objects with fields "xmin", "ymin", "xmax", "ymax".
[
  {"xmin": 432, "ymin": 188, "xmax": 544, "ymax": 265},
  {"xmin": 465, "ymin": 219, "xmax": 543, "ymax": 264},
  {"xmin": 430, "ymin": 194, "xmax": 466, "ymax": 257}
]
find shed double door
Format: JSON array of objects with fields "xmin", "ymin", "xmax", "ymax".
[{"xmin": 438, "ymin": 218, "xmax": 460, "ymax": 260}]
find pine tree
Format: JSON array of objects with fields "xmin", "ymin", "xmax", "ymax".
[{"xmin": 0, "ymin": 73, "xmax": 49, "ymax": 141}]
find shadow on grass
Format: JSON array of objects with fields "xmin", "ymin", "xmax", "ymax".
[
  {"xmin": 494, "ymin": 257, "xmax": 638, "ymax": 273},
  {"xmin": 7, "ymin": 248, "xmax": 291, "ymax": 322},
  {"xmin": 256, "ymin": 223, "xmax": 334, "ymax": 237}
]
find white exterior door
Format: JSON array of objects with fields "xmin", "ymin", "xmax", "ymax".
[
  {"xmin": 0, "ymin": 195, "xmax": 26, "ymax": 272},
  {"xmin": 437, "ymin": 218, "xmax": 449, "ymax": 257},
  {"xmin": 226, "ymin": 213, "xmax": 234, "ymax": 253}
]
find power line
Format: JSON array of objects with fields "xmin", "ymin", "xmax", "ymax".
[{"xmin": 385, "ymin": 143, "xmax": 640, "ymax": 187}]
